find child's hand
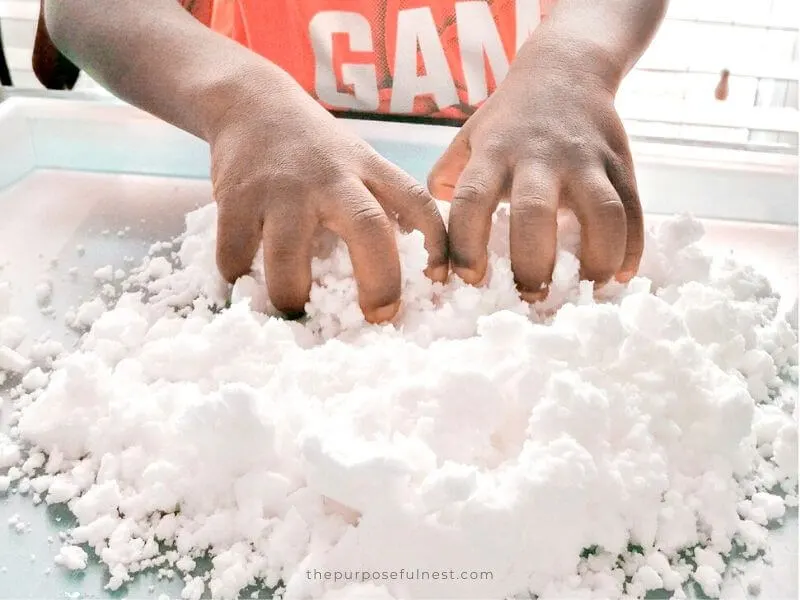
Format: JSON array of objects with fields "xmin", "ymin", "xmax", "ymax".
[
  {"xmin": 209, "ymin": 74, "xmax": 448, "ymax": 322},
  {"xmin": 428, "ymin": 35, "xmax": 644, "ymax": 301}
]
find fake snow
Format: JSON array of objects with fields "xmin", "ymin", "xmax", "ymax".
[
  {"xmin": 54, "ymin": 545, "xmax": 88, "ymax": 570},
  {"xmin": 1, "ymin": 203, "xmax": 797, "ymax": 600}
]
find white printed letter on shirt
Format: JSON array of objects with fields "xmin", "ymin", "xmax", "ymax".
[
  {"xmin": 515, "ymin": 0, "xmax": 542, "ymax": 51},
  {"xmin": 456, "ymin": 1, "xmax": 510, "ymax": 104},
  {"xmin": 390, "ymin": 7, "xmax": 459, "ymax": 113},
  {"xmin": 310, "ymin": 11, "xmax": 379, "ymax": 110}
]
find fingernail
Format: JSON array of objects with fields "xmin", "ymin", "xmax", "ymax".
[
  {"xmin": 282, "ymin": 310, "xmax": 306, "ymax": 321},
  {"xmin": 616, "ymin": 269, "xmax": 635, "ymax": 283},
  {"xmin": 425, "ymin": 263, "xmax": 449, "ymax": 284},
  {"xmin": 364, "ymin": 300, "xmax": 401, "ymax": 324},
  {"xmin": 454, "ymin": 266, "xmax": 486, "ymax": 286},
  {"xmin": 519, "ymin": 286, "xmax": 548, "ymax": 303}
]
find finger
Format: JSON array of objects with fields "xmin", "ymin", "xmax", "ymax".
[
  {"xmin": 566, "ymin": 173, "xmax": 627, "ymax": 285},
  {"xmin": 320, "ymin": 180, "xmax": 402, "ymax": 323},
  {"xmin": 447, "ymin": 156, "xmax": 509, "ymax": 284},
  {"xmin": 363, "ymin": 158, "xmax": 449, "ymax": 283},
  {"xmin": 215, "ymin": 191, "xmax": 263, "ymax": 284},
  {"xmin": 606, "ymin": 153, "xmax": 644, "ymax": 282},
  {"xmin": 262, "ymin": 203, "xmax": 315, "ymax": 318},
  {"xmin": 509, "ymin": 166, "xmax": 560, "ymax": 301},
  {"xmin": 427, "ymin": 129, "xmax": 471, "ymax": 201}
]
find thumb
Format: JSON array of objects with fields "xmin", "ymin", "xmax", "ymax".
[{"xmin": 427, "ymin": 129, "xmax": 471, "ymax": 202}]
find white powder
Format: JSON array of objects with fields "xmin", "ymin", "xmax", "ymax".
[
  {"xmin": 694, "ymin": 564, "xmax": 722, "ymax": 597},
  {"xmin": 2, "ymin": 204, "xmax": 797, "ymax": 600},
  {"xmin": 36, "ymin": 280, "xmax": 54, "ymax": 307},
  {"xmin": 0, "ymin": 436, "xmax": 21, "ymax": 469},
  {"xmin": 0, "ymin": 289, "xmax": 29, "ymax": 375},
  {"xmin": 68, "ymin": 298, "xmax": 108, "ymax": 330},
  {"xmin": 0, "ymin": 315, "xmax": 26, "ymax": 349},
  {"xmin": 94, "ymin": 265, "xmax": 114, "ymax": 282},
  {"xmin": 0, "ymin": 346, "xmax": 30, "ymax": 374},
  {"xmin": 54, "ymin": 545, "xmax": 88, "ymax": 570},
  {"xmin": 22, "ymin": 368, "xmax": 49, "ymax": 391}
]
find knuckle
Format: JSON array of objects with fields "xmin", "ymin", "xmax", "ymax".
[
  {"xmin": 596, "ymin": 199, "xmax": 626, "ymax": 221},
  {"xmin": 405, "ymin": 182, "xmax": 433, "ymax": 206},
  {"xmin": 264, "ymin": 237, "xmax": 296, "ymax": 263},
  {"xmin": 564, "ymin": 136, "xmax": 596, "ymax": 163},
  {"xmin": 512, "ymin": 196, "xmax": 555, "ymax": 221},
  {"xmin": 476, "ymin": 131, "xmax": 507, "ymax": 160},
  {"xmin": 454, "ymin": 179, "xmax": 491, "ymax": 204},
  {"xmin": 349, "ymin": 204, "xmax": 389, "ymax": 229}
]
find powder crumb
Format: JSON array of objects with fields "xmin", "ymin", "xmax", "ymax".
[
  {"xmin": 44, "ymin": 567, "xmax": 52, "ymax": 575},
  {"xmin": 175, "ymin": 557, "xmax": 195, "ymax": 572},
  {"xmin": 35, "ymin": 280, "xmax": 53, "ymax": 307},
  {"xmin": 0, "ymin": 314, "xmax": 26, "ymax": 349},
  {"xmin": 0, "ymin": 477, "xmax": 10, "ymax": 493},
  {"xmin": 68, "ymin": 268, "xmax": 80, "ymax": 280},
  {"xmin": 29, "ymin": 339, "xmax": 64, "ymax": 362},
  {"xmin": 0, "ymin": 346, "xmax": 30, "ymax": 374},
  {"xmin": 157, "ymin": 595, "xmax": 170, "ymax": 600},
  {"xmin": 633, "ymin": 565, "xmax": 663, "ymax": 591},
  {"xmin": 0, "ymin": 438, "xmax": 20, "ymax": 469},
  {"xmin": 21, "ymin": 368, "xmax": 49, "ymax": 391},
  {"xmin": 55, "ymin": 545, "xmax": 88, "ymax": 570},
  {"xmin": 693, "ymin": 565, "xmax": 722, "ymax": 597},
  {"xmin": 182, "ymin": 577, "xmax": 204, "ymax": 600},
  {"xmin": 746, "ymin": 576, "xmax": 762, "ymax": 595},
  {"xmin": 68, "ymin": 298, "xmax": 106, "ymax": 329},
  {"xmin": 100, "ymin": 284, "xmax": 117, "ymax": 300},
  {"xmin": 93, "ymin": 266, "xmax": 114, "ymax": 283},
  {"xmin": 76, "ymin": 245, "xmax": 85, "ymax": 257}
]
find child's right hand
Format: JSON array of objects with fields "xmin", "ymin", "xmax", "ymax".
[{"xmin": 206, "ymin": 70, "xmax": 449, "ymax": 322}]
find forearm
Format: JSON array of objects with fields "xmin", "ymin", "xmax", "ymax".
[
  {"xmin": 43, "ymin": 0, "xmax": 293, "ymax": 140},
  {"xmin": 518, "ymin": 0, "xmax": 669, "ymax": 91}
]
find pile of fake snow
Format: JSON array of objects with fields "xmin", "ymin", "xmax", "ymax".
[
  {"xmin": 54, "ymin": 544, "xmax": 89, "ymax": 570},
  {"xmin": 0, "ymin": 203, "xmax": 797, "ymax": 600}
]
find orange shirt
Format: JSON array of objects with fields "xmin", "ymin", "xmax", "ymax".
[{"xmin": 180, "ymin": 0, "xmax": 556, "ymax": 120}]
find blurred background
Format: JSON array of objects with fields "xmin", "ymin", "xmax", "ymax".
[{"xmin": 1, "ymin": 0, "xmax": 798, "ymax": 153}]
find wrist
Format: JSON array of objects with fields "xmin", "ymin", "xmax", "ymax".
[
  {"xmin": 515, "ymin": 25, "xmax": 626, "ymax": 95},
  {"xmin": 195, "ymin": 59, "xmax": 298, "ymax": 142}
]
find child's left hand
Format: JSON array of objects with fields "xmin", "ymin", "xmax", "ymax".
[{"xmin": 428, "ymin": 32, "xmax": 644, "ymax": 301}]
